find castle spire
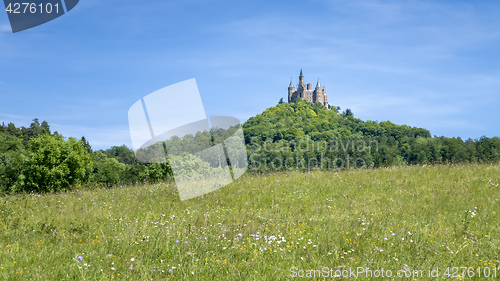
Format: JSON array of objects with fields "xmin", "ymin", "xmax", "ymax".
[
  {"xmin": 299, "ymin": 69, "xmax": 305, "ymax": 87},
  {"xmin": 316, "ymin": 78, "xmax": 321, "ymax": 88},
  {"xmin": 289, "ymin": 77, "xmax": 294, "ymax": 88}
]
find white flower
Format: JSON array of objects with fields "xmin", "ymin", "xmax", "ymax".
[{"xmin": 130, "ymin": 258, "xmax": 135, "ymax": 262}]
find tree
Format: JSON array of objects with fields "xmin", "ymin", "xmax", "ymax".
[
  {"xmin": 81, "ymin": 136, "xmax": 93, "ymax": 153},
  {"xmin": 22, "ymin": 134, "xmax": 93, "ymax": 192},
  {"xmin": 341, "ymin": 109, "xmax": 353, "ymax": 118},
  {"xmin": 28, "ymin": 118, "xmax": 41, "ymax": 139},
  {"xmin": 278, "ymin": 98, "xmax": 284, "ymax": 104},
  {"xmin": 91, "ymin": 151, "xmax": 126, "ymax": 187},
  {"xmin": 6, "ymin": 122, "xmax": 20, "ymax": 137},
  {"xmin": 41, "ymin": 121, "xmax": 51, "ymax": 135},
  {"xmin": 0, "ymin": 132, "xmax": 26, "ymax": 193}
]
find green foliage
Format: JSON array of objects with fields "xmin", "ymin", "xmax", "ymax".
[
  {"xmin": 91, "ymin": 151, "xmax": 126, "ymax": 187},
  {"xmin": 243, "ymin": 100, "xmax": 499, "ymax": 172},
  {"xmin": 0, "ymin": 132, "xmax": 27, "ymax": 193},
  {"xmin": 21, "ymin": 134, "xmax": 93, "ymax": 192},
  {"xmin": 341, "ymin": 108, "xmax": 353, "ymax": 117},
  {"xmin": 144, "ymin": 162, "xmax": 172, "ymax": 183},
  {"xmin": 104, "ymin": 145, "xmax": 137, "ymax": 165},
  {"xmin": 169, "ymin": 152, "xmax": 228, "ymax": 180},
  {"xmin": 1, "ymin": 108, "xmax": 500, "ymax": 193}
]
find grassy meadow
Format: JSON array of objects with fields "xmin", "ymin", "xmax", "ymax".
[{"xmin": 0, "ymin": 164, "xmax": 499, "ymax": 280}]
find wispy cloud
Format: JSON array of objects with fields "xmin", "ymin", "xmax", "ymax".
[
  {"xmin": 0, "ymin": 24, "xmax": 10, "ymax": 34},
  {"xmin": 0, "ymin": 113, "xmax": 33, "ymax": 126}
]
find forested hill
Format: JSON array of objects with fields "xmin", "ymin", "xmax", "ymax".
[
  {"xmin": 1, "ymin": 100, "xmax": 499, "ymax": 194},
  {"xmin": 242, "ymin": 99, "xmax": 500, "ymax": 170},
  {"xmin": 243, "ymin": 99, "xmax": 430, "ymax": 143}
]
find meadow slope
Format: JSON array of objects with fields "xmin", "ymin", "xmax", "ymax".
[{"xmin": 0, "ymin": 164, "xmax": 499, "ymax": 280}]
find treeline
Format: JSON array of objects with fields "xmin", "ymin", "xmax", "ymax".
[
  {"xmin": 1, "ymin": 100, "xmax": 499, "ymax": 193},
  {"xmin": 0, "ymin": 119, "xmax": 172, "ymax": 194},
  {"xmin": 242, "ymin": 99, "xmax": 500, "ymax": 171}
]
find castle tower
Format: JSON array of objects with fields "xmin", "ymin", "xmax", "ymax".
[
  {"xmin": 288, "ymin": 78, "xmax": 295, "ymax": 103},
  {"xmin": 298, "ymin": 69, "xmax": 305, "ymax": 88},
  {"xmin": 314, "ymin": 78, "xmax": 321, "ymax": 103}
]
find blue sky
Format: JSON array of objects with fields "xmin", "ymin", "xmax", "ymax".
[{"xmin": 1, "ymin": 0, "xmax": 499, "ymax": 150}]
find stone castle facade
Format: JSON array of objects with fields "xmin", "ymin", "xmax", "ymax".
[{"xmin": 288, "ymin": 70, "xmax": 330, "ymax": 109}]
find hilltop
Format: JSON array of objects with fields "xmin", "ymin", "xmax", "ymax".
[{"xmin": 243, "ymin": 99, "xmax": 430, "ymax": 142}]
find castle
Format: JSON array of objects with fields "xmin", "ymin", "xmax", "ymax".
[{"xmin": 288, "ymin": 70, "xmax": 330, "ymax": 109}]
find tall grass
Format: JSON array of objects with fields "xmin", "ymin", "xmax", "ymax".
[{"xmin": 0, "ymin": 164, "xmax": 499, "ymax": 280}]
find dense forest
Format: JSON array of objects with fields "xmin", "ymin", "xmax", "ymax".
[
  {"xmin": 1, "ymin": 99, "xmax": 499, "ymax": 194},
  {"xmin": 243, "ymin": 99, "xmax": 500, "ymax": 171}
]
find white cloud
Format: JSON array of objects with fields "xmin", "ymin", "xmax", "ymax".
[
  {"xmin": 0, "ymin": 24, "xmax": 10, "ymax": 33},
  {"xmin": 0, "ymin": 113, "xmax": 33, "ymax": 126}
]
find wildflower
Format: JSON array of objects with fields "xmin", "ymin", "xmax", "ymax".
[
  {"xmin": 130, "ymin": 258, "xmax": 134, "ymax": 262},
  {"xmin": 153, "ymin": 270, "xmax": 156, "ymax": 273},
  {"xmin": 176, "ymin": 240, "xmax": 179, "ymax": 243},
  {"xmin": 168, "ymin": 269, "xmax": 173, "ymax": 273},
  {"xmin": 384, "ymin": 237, "xmax": 388, "ymax": 240},
  {"xmin": 238, "ymin": 233, "xmax": 243, "ymax": 238},
  {"xmin": 77, "ymin": 256, "xmax": 83, "ymax": 261},
  {"xmin": 391, "ymin": 233, "xmax": 395, "ymax": 236},
  {"xmin": 184, "ymin": 241, "xmax": 188, "ymax": 245}
]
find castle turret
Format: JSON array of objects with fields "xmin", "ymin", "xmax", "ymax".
[
  {"xmin": 298, "ymin": 69, "xmax": 305, "ymax": 88},
  {"xmin": 288, "ymin": 78, "xmax": 295, "ymax": 103}
]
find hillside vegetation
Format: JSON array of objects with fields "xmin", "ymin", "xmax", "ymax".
[
  {"xmin": 243, "ymin": 100, "xmax": 500, "ymax": 172},
  {"xmin": 0, "ymin": 164, "xmax": 498, "ymax": 280},
  {"xmin": 1, "ymin": 100, "xmax": 500, "ymax": 193}
]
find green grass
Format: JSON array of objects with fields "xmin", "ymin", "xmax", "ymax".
[{"xmin": 0, "ymin": 164, "xmax": 499, "ymax": 280}]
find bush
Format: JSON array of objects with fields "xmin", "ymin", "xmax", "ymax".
[{"xmin": 21, "ymin": 134, "xmax": 93, "ymax": 192}]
